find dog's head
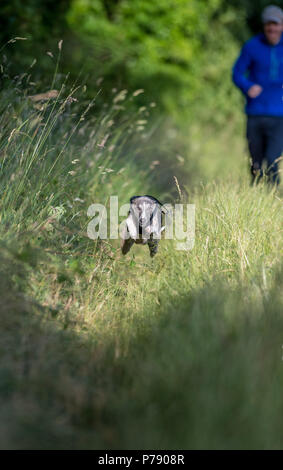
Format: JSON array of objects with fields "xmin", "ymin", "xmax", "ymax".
[
  {"xmin": 125, "ymin": 195, "xmax": 165, "ymax": 240},
  {"xmin": 130, "ymin": 195, "xmax": 159, "ymax": 227}
]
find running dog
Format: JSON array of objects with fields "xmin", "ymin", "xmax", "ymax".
[{"xmin": 121, "ymin": 195, "xmax": 167, "ymax": 257}]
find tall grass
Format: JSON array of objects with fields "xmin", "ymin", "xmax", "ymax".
[{"xmin": 0, "ymin": 59, "xmax": 283, "ymax": 449}]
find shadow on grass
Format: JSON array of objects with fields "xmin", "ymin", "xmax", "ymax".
[{"xmin": 1, "ymin": 244, "xmax": 283, "ymax": 449}]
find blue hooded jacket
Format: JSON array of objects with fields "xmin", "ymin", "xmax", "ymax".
[{"xmin": 232, "ymin": 32, "xmax": 283, "ymax": 116}]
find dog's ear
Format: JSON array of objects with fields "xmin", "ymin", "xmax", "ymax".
[
  {"xmin": 129, "ymin": 199, "xmax": 140, "ymax": 221},
  {"xmin": 130, "ymin": 196, "xmax": 141, "ymax": 204}
]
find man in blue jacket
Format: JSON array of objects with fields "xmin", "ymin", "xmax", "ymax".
[{"xmin": 232, "ymin": 5, "xmax": 283, "ymax": 184}]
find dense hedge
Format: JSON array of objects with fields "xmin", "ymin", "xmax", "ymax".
[{"xmin": 1, "ymin": 0, "xmax": 281, "ymax": 122}]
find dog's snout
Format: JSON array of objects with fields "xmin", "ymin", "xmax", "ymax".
[{"xmin": 140, "ymin": 215, "xmax": 148, "ymax": 226}]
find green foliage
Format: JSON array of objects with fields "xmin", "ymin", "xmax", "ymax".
[
  {"xmin": 0, "ymin": 0, "xmax": 71, "ymax": 42},
  {"xmin": 0, "ymin": 0, "xmax": 269, "ymax": 125},
  {"xmin": 67, "ymin": 0, "xmax": 238, "ymax": 117}
]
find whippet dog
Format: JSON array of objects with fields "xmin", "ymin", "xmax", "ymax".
[{"xmin": 121, "ymin": 195, "xmax": 167, "ymax": 257}]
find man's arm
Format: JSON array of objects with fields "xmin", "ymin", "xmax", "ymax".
[{"xmin": 232, "ymin": 42, "xmax": 260, "ymax": 96}]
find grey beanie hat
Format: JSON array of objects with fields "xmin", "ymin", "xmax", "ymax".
[{"xmin": 262, "ymin": 5, "xmax": 283, "ymax": 24}]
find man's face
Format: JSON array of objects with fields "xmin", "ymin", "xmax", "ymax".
[{"xmin": 264, "ymin": 21, "xmax": 283, "ymax": 45}]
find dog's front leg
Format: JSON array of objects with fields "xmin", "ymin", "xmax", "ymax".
[
  {"xmin": 121, "ymin": 222, "xmax": 135, "ymax": 255},
  {"xmin": 147, "ymin": 234, "xmax": 159, "ymax": 257},
  {"xmin": 121, "ymin": 237, "xmax": 135, "ymax": 255}
]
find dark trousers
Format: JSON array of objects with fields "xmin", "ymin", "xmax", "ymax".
[{"xmin": 246, "ymin": 115, "xmax": 283, "ymax": 185}]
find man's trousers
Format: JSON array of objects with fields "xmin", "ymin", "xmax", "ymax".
[{"xmin": 246, "ymin": 115, "xmax": 283, "ymax": 184}]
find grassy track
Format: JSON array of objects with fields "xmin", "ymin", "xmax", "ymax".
[{"xmin": 0, "ymin": 78, "xmax": 283, "ymax": 449}]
